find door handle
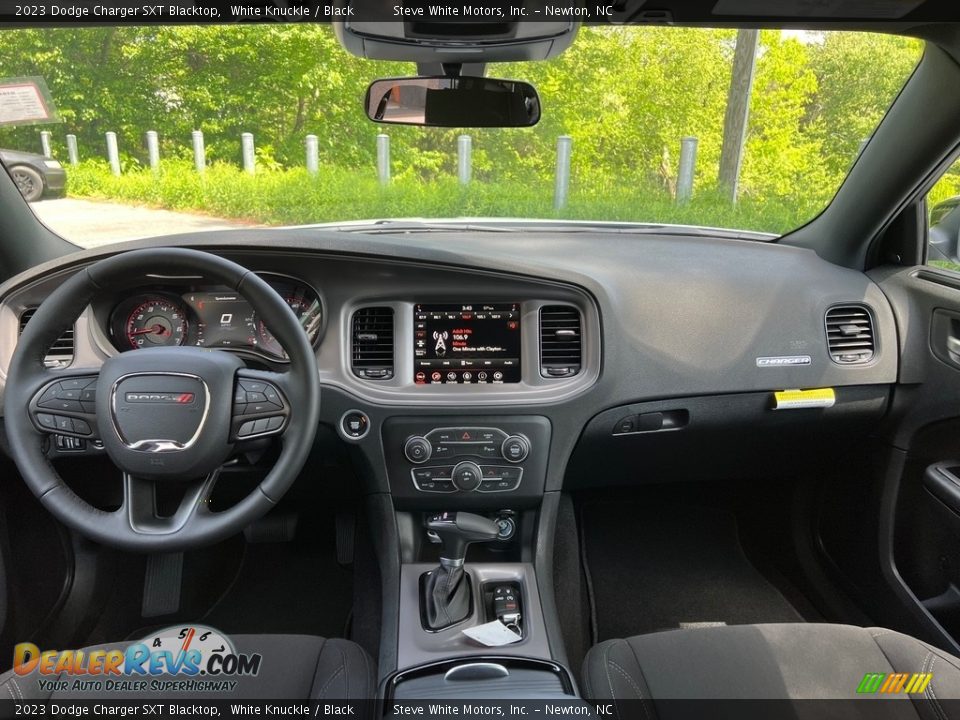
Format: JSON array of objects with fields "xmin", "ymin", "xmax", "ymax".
[{"xmin": 924, "ymin": 462, "xmax": 960, "ymax": 515}]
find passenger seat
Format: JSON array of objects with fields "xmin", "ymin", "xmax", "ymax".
[{"xmin": 582, "ymin": 623, "xmax": 960, "ymax": 708}]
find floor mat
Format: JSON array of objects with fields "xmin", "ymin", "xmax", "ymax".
[
  {"xmin": 582, "ymin": 503, "xmax": 804, "ymax": 641},
  {"xmin": 199, "ymin": 527, "xmax": 353, "ymax": 639}
]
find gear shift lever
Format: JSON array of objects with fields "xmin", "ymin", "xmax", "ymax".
[{"xmin": 422, "ymin": 512, "xmax": 499, "ymax": 630}]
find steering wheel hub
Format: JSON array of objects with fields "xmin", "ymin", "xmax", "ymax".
[{"xmin": 97, "ymin": 346, "xmax": 242, "ymax": 479}]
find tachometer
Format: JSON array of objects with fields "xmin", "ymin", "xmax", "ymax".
[{"xmin": 125, "ymin": 297, "xmax": 188, "ymax": 349}]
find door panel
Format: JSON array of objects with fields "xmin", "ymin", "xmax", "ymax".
[{"xmin": 864, "ymin": 265, "xmax": 960, "ymax": 653}]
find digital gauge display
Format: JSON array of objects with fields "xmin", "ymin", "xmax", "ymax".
[
  {"xmin": 109, "ymin": 276, "xmax": 323, "ymax": 361},
  {"xmin": 184, "ymin": 292, "xmax": 258, "ymax": 349},
  {"xmin": 414, "ymin": 303, "xmax": 521, "ymax": 385}
]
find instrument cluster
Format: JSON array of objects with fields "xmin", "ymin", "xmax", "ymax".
[{"xmin": 107, "ymin": 274, "xmax": 323, "ymax": 362}]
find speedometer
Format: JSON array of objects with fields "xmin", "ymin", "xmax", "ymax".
[
  {"xmin": 125, "ymin": 297, "xmax": 188, "ymax": 349},
  {"xmin": 256, "ymin": 292, "xmax": 323, "ymax": 359}
]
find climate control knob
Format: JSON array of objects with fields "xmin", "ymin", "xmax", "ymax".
[
  {"xmin": 404, "ymin": 436, "xmax": 432, "ymax": 464},
  {"xmin": 452, "ymin": 461, "xmax": 483, "ymax": 492},
  {"xmin": 501, "ymin": 435, "xmax": 530, "ymax": 463}
]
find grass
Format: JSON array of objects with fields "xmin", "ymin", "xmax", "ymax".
[
  {"xmin": 929, "ymin": 260, "xmax": 960, "ymax": 273},
  {"xmin": 65, "ymin": 159, "xmax": 821, "ymax": 236}
]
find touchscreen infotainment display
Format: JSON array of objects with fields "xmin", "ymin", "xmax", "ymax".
[{"xmin": 414, "ymin": 303, "xmax": 521, "ymax": 384}]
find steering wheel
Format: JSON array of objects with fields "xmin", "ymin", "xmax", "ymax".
[{"xmin": 4, "ymin": 248, "xmax": 321, "ymax": 552}]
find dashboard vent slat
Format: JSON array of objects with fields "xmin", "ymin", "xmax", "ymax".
[
  {"xmin": 352, "ymin": 307, "xmax": 394, "ymax": 380},
  {"xmin": 540, "ymin": 305, "xmax": 582, "ymax": 378},
  {"xmin": 18, "ymin": 308, "xmax": 74, "ymax": 367},
  {"xmin": 825, "ymin": 305, "xmax": 874, "ymax": 365}
]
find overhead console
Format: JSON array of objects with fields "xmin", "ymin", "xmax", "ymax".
[{"xmin": 334, "ymin": 17, "xmax": 578, "ymax": 63}]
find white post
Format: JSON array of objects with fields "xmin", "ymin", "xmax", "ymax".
[
  {"xmin": 146, "ymin": 131, "xmax": 160, "ymax": 171},
  {"xmin": 305, "ymin": 134, "xmax": 319, "ymax": 176},
  {"xmin": 677, "ymin": 136, "xmax": 698, "ymax": 203},
  {"xmin": 376, "ymin": 134, "xmax": 390, "ymax": 186},
  {"xmin": 66, "ymin": 134, "xmax": 79, "ymax": 166},
  {"xmin": 554, "ymin": 135, "xmax": 572, "ymax": 210},
  {"xmin": 241, "ymin": 132, "xmax": 255, "ymax": 175},
  {"xmin": 191, "ymin": 130, "xmax": 205, "ymax": 174},
  {"xmin": 458, "ymin": 135, "xmax": 472, "ymax": 185},
  {"xmin": 105, "ymin": 132, "xmax": 121, "ymax": 177},
  {"xmin": 40, "ymin": 131, "xmax": 52, "ymax": 158}
]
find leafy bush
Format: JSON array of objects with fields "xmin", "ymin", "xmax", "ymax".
[{"xmin": 66, "ymin": 160, "xmax": 817, "ymax": 234}]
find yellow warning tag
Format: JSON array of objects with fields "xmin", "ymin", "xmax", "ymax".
[{"xmin": 773, "ymin": 388, "xmax": 836, "ymax": 410}]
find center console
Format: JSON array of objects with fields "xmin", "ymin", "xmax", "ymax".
[
  {"xmin": 341, "ymin": 287, "xmax": 597, "ymax": 704},
  {"xmin": 379, "ymin": 414, "xmax": 577, "ymax": 700}
]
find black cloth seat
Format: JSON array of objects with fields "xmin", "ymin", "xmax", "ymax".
[
  {"xmin": 583, "ymin": 623, "xmax": 960, "ymax": 716},
  {"xmin": 0, "ymin": 635, "xmax": 374, "ymax": 701}
]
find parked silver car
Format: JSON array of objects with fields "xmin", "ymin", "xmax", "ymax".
[{"xmin": 0, "ymin": 148, "xmax": 66, "ymax": 202}]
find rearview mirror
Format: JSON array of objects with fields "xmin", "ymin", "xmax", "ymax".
[{"xmin": 365, "ymin": 77, "xmax": 541, "ymax": 128}]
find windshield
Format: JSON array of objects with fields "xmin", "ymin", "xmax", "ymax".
[{"xmin": 0, "ymin": 25, "xmax": 922, "ymax": 248}]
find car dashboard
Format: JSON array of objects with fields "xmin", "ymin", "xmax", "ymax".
[{"xmin": 0, "ymin": 226, "xmax": 902, "ymax": 680}]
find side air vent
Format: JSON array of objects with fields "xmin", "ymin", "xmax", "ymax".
[
  {"xmin": 540, "ymin": 305, "xmax": 582, "ymax": 378},
  {"xmin": 351, "ymin": 307, "xmax": 394, "ymax": 380},
  {"xmin": 18, "ymin": 308, "xmax": 74, "ymax": 368},
  {"xmin": 825, "ymin": 305, "xmax": 875, "ymax": 364}
]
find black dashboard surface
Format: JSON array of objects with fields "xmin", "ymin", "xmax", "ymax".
[{"xmin": 0, "ymin": 227, "xmax": 897, "ymax": 406}]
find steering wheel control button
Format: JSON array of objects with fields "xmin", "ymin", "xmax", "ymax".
[
  {"xmin": 404, "ymin": 436, "xmax": 432, "ymax": 464},
  {"xmin": 340, "ymin": 411, "xmax": 370, "ymax": 440},
  {"xmin": 231, "ymin": 378, "xmax": 289, "ymax": 442},
  {"xmin": 36, "ymin": 413, "xmax": 56, "ymax": 429},
  {"xmin": 452, "ymin": 461, "xmax": 484, "ymax": 492},
  {"xmin": 502, "ymin": 435, "xmax": 530, "ymax": 463},
  {"xmin": 236, "ymin": 377, "xmax": 287, "ymax": 416},
  {"xmin": 55, "ymin": 435, "xmax": 86, "ymax": 452},
  {"xmin": 264, "ymin": 385, "xmax": 283, "ymax": 407},
  {"xmin": 71, "ymin": 418, "xmax": 92, "ymax": 435}
]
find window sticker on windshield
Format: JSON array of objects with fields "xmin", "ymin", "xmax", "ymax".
[{"xmin": 0, "ymin": 76, "xmax": 59, "ymax": 126}]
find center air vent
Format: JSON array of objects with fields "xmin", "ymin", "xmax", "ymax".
[
  {"xmin": 19, "ymin": 308, "xmax": 74, "ymax": 368},
  {"xmin": 825, "ymin": 305, "xmax": 875, "ymax": 364},
  {"xmin": 351, "ymin": 307, "xmax": 394, "ymax": 380},
  {"xmin": 539, "ymin": 305, "xmax": 582, "ymax": 378}
]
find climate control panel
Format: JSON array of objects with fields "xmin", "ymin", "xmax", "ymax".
[
  {"xmin": 403, "ymin": 427, "xmax": 531, "ymax": 465},
  {"xmin": 383, "ymin": 416, "xmax": 550, "ymax": 509}
]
